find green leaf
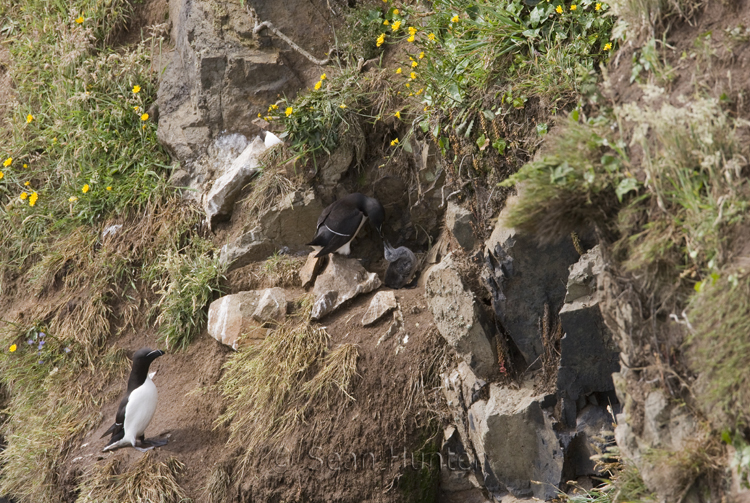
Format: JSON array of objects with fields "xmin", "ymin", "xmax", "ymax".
[
  {"xmin": 536, "ymin": 123, "xmax": 548, "ymax": 135},
  {"xmin": 615, "ymin": 177, "xmax": 638, "ymax": 201},
  {"xmin": 477, "ymin": 133, "xmax": 489, "ymax": 150},
  {"xmin": 419, "ymin": 119, "xmax": 430, "ymax": 133},
  {"xmin": 571, "ymin": 109, "xmax": 580, "ymax": 122},
  {"xmin": 492, "ymin": 138, "xmax": 506, "ymax": 155}
]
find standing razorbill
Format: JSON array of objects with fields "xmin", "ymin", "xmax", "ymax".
[
  {"xmin": 307, "ymin": 193, "xmax": 385, "ymax": 258},
  {"xmin": 384, "ymin": 241, "xmax": 418, "ymax": 289},
  {"xmin": 101, "ymin": 348, "xmax": 167, "ymax": 452}
]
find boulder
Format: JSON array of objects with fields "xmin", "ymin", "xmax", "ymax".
[
  {"xmin": 446, "ymin": 202, "xmax": 476, "ymax": 250},
  {"xmin": 207, "ymin": 288, "xmax": 287, "ymax": 349},
  {"xmin": 426, "ymin": 254, "xmax": 497, "ymax": 380},
  {"xmin": 362, "ymin": 291, "xmax": 397, "ymax": 326},
  {"xmin": 468, "ymin": 384, "xmax": 563, "ymax": 500},
  {"xmin": 204, "ymin": 136, "xmax": 265, "ymax": 228},
  {"xmin": 483, "ymin": 199, "xmax": 580, "ymax": 367},
  {"xmin": 311, "ymin": 255, "xmax": 381, "ymax": 320},
  {"xmin": 258, "ymin": 190, "xmax": 324, "ymax": 251}
]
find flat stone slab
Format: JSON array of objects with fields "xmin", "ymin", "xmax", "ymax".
[
  {"xmin": 362, "ymin": 291, "xmax": 397, "ymax": 326},
  {"xmin": 311, "ymin": 255, "xmax": 381, "ymax": 320}
]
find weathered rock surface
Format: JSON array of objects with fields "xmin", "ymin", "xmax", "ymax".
[
  {"xmin": 219, "ymin": 190, "xmax": 324, "ymax": 268},
  {"xmin": 426, "ymin": 253, "xmax": 497, "ymax": 380},
  {"xmin": 362, "ymin": 291, "xmax": 397, "ymax": 326},
  {"xmin": 207, "ymin": 288, "xmax": 287, "ymax": 349},
  {"xmin": 557, "ymin": 245, "xmax": 620, "ymax": 425},
  {"xmin": 204, "ymin": 136, "xmax": 265, "ymax": 228},
  {"xmin": 311, "ymin": 255, "xmax": 381, "ymax": 320},
  {"xmin": 483, "ymin": 200, "xmax": 580, "ymax": 367},
  {"xmin": 158, "ymin": 0, "xmax": 329, "ymax": 163},
  {"xmin": 446, "ymin": 202, "xmax": 476, "ymax": 250}
]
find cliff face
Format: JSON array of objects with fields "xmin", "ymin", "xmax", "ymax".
[{"xmin": 2, "ymin": 0, "xmax": 749, "ymax": 501}]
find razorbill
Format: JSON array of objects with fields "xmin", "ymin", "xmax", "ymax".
[
  {"xmin": 101, "ymin": 347, "xmax": 167, "ymax": 452},
  {"xmin": 384, "ymin": 241, "xmax": 418, "ymax": 289},
  {"xmin": 307, "ymin": 193, "xmax": 385, "ymax": 257}
]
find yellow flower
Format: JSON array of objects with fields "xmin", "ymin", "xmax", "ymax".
[
  {"xmin": 285, "ymin": 107, "xmax": 293, "ymax": 116},
  {"xmin": 392, "ymin": 20, "xmax": 401, "ymax": 31},
  {"xmin": 320, "ymin": 73, "xmax": 326, "ymax": 80},
  {"xmin": 339, "ymin": 104, "xmax": 347, "ymax": 109},
  {"xmin": 82, "ymin": 184, "xmax": 90, "ymax": 193},
  {"xmin": 314, "ymin": 81, "xmax": 322, "ymax": 90},
  {"xmin": 132, "ymin": 85, "xmax": 141, "ymax": 93},
  {"xmin": 395, "ymin": 111, "xmax": 401, "ymax": 119},
  {"xmin": 596, "ymin": 2, "xmax": 601, "ymax": 10},
  {"xmin": 20, "ymin": 192, "xmax": 28, "ymax": 200},
  {"xmin": 75, "ymin": 16, "xmax": 84, "ymax": 24},
  {"xmin": 0, "ymin": 172, "xmax": 3, "ymax": 180},
  {"xmin": 428, "ymin": 33, "xmax": 436, "ymax": 41},
  {"xmin": 24, "ymin": 181, "xmax": 30, "ymax": 186},
  {"xmin": 556, "ymin": 5, "xmax": 563, "ymax": 13},
  {"xmin": 29, "ymin": 192, "xmax": 37, "ymax": 207},
  {"xmin": 52, "ymin": 137, "xmax": 57, "ymax": 142},
  {"xmin": 383, "ymin": 19, "xmax": 390, "ymax": 25},
  {"xmin": 407, "ymin": 34, "xmax": 415, "ymax": 42},
  {"xmin": 142, "ymin": 124, "xmax": 146, "ymax": 129},
  {"xmin": 396, "ymin": 67, "xmax": 402, "ymax": 74},
  {"xmin": 411, "ymin": 61, "xmax": 418, "ymax": 67},
  {"xmin": 604, "ymin": 42, "xmax": 612, "ymax": 50},
  {"xmin": 23, "ymin": 164, "xmax": 27, "ymax": 168},
  {"xmin": 410, "ymin": 71, "xmax": 416, "ymax": 79},
  {"xmin": 390, "ymin": 138, "xmax": 399, "ymax": 146},
  {"xmin": 26, "ymin": 114, "xmax": 33, "ymax": 123},
  {"xmin": 405, "ymin": 82, "xmax": 410, "ymax": 88},
  {"xmin": 270, "ymin": 104, "xmax": 278, "ymax": 110},
  {"xmin": 416, "ymin": 88, "xmax": 423, "ymax": 95},
  {"xmin": 408, "ymin": 26, "xmax": 417, "ymax": 35},
  {"xmin": 258, "ymin": 112, "xmax": 262, "ymax": 118},
  {"xmin": 376, "ymin": 33, "xmax": 386, "ymax": 47},
  {"xmin": 570, "ymin": 4, "xmax": 577, "ymax": 10},
  {"xmin": 140, "ymin": 113, "xmax": 149, "ymax": 121},
  {"xmin": 451, "ymin": 14, "xmax": 459, "ymax": 22},
  {"xmin": 69, "ymin": 196, "xmax": 78, "ymax": 202},
  {"xmin": 3, "ymin": 157, "xmax": 11, "ymax": 167},
  {"xmin": 393, "ymin": 9, "xmax": 399, "ymax": 15},
  {"xmin": 9, "ymin": 344, "xmax": 16, "ymax": 353},
  {"xmin": 419, "ymin": 51, "xmax": 425, "ymax": 59},
  {"xmin": 106, "ymin": 186, "xmax": 112, "ymax": 191},
  {"xmin": 134, "ymin": 106, "xmax": 140, "ymax": 112}
]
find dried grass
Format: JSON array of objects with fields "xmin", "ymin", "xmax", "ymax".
[{"xmin": 75, "ymin": 453, "xmax": 188, "ymax": 503}]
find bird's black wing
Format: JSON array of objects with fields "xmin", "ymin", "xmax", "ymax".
[{"xmin": 100, "ymin": 394, "xmax": 128, "ymax": 442}]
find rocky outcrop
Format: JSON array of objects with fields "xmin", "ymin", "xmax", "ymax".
[
  {"xmin": 483, "ymin": 200, "xmax": 580, "ymax": 368},
  {"xmin": 311, "ymin": 255, "xmax": 381, "ymax": 320},
  {"xmin": 207, "ymin": 288, "xmax": 288, "ymax": 349},
  {"xmin": 425, "ymin": 253, "xmax": 497, "ymax": 380},
  {"xmin": 219, "ymin": 190, "xmax": 324, "ymax": 269},
  {"xmin": 158, "ymin": 0, "xmax": 330, "ymax": 163}
]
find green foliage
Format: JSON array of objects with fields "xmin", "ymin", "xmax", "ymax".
[
  {"xmin": 152, "ymin": 238, "xmax": 226, "ymax": 351},
  {"xmin": 725, "ymin": 430, "xmax": 750, "ymax": 489}
]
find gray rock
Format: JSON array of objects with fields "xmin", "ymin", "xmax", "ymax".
[
  {"xmin": 258, "ymin": 189, "xmax": 324, "ymax": 252},
  {"xmin": 446, "ymin": 202, "xmax": 476, "ymax": 250},
  {"xmin": 557, "ymin": 246, "xmax": 619, "ymax": 425},
  {"xmin": 468, "ymin": 384, "xmax": 563, "ymax": 500},
  {"xmin": 219, "ymin": 228, "xmax": 275, "ymax": 271},
  {"xmin": 299, "ymin": 252, "xmax": 324, "ymax": 288},
  {"xmin": 320, "ymin": 143, "xmax": 354, "ymax": 187},
  {"xmin": 362, "ymin": 291, "xmax": 397, "ymax": 326},
  {"xmin": 567, "ymin": 405, "xmax": 614, "ymax": 477},
  {"xmin": 483, "ymin": 199, "xmax": 580, "ymax": 367},
  {"xmin": 207, "ymin": 288, "xmax": 288, "ymax": 349},
  {"xmin": 425, "ymin": 254, "xmax": 497, "ymax": 380},
  {"xmin": 204, "ymin": 136, "xmax": 265, "ymax": 228},
  {"xmin": 311, "ymin": 255, "xmax": 381, "ymax": 320}
]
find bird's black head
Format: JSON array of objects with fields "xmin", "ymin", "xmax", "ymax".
[
  {"xmin": 363, "ymin": 196, "xmax": 385, "ymax": 237},
  {"xmin": 127, "ymin": 347, "xmax": 165, "ymax": 391},
  {"xmin": 133, "ymin": 347, "xmax": 165, "ymax": 364}
]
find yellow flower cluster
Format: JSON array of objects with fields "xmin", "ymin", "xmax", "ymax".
[
  {"xmin": 133, "ymin": 85, "xmax": 141, "ymax": 94},
  {"xmin": 376, "ymin": 33, "xmax": 386, "ymax": 47},
  {"xmin": 392, "ymin": 20, "xmax": 401, "ymax": 31},
  {"xmin": 390, "ymin": 138, "xmax": 399, "ymax": 146},
  {"xmin": 451, "ymin": 14, "xmax": 459, "ymax": 22},
  {"xmin": 29, "ymin": 192, "xmax": 38, "ymax": 207},
  {"xmin": 285, "ymin": 107, "xmax": 293, "ymax": 117},
  {"xmin": 3, "ymin": 157, "xmax": 11, "ymax": 167},
  {"xmin": 75, "ymin": 16, "xmax": 84, "ymax": 24},
  {"xmin": 26, "ymin": 114, "xmax": 33, "ymax": 123},
  {"xmin": 82, "ymin": 184, "xmax": 90, "ymax": 193}
]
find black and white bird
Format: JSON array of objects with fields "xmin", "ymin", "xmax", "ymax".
[
  {"xmin": 307, "ymin": 193, "xmax": 385, "ymax": 258},
  {"xmin": 101, "ymin": 347, "xmax": 167, "ymax": 452},
  {"xmin": 384, "ymin": 241, "xmax": 419, "ymax": 289}
]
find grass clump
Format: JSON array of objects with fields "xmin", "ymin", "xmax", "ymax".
[
  {"xmin": 609, "ymin": 0, "xmax": 703, "ymax": 38},
  {"xmin": 216, "ymin": 300, "xmax": 359, "ymax": 471},
  {"xmin": 75, "ymin": 453, "xmax": 188, "ymax": 503},
  {"xmin": 151, "ymin": 238, "xmax": 227, "ymax": 351}
]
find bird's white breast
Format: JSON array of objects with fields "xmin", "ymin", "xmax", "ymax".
[{"xmin": 123, "ymin": 376, "xmax": 158, "ymax": 445}]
